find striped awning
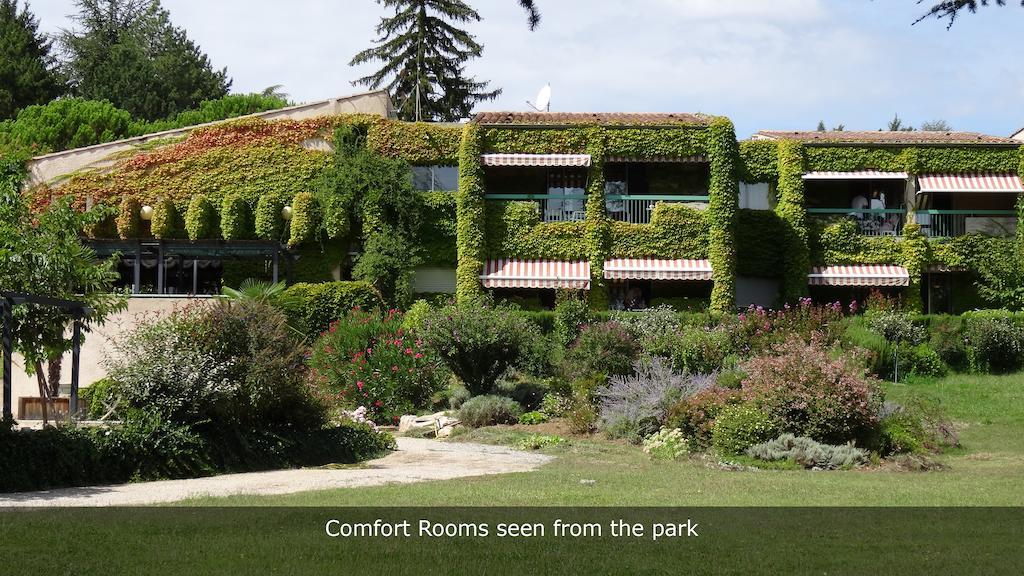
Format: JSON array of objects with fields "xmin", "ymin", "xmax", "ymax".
[
  {"xmin": 808, "ymin": 265, "xmax": 910, "ymax": 287},
  {"xmin": 918, "ymin": 173, "xmax": 1024, "ymax": 194},
  {"xmin": 803, "ymin": 170, "xmax": 908, "ymax": 180},
  {"xmin": 605, "ymin": 155, "xmax": 708, "ymax": 163},
  {"xmin": 604, "ymin": 258, "xmax": 713, "ymax": 281},
  {"xmin": 480, "ymin": 259, "xmax": 591, "ymax": 290},
  {"xmin": 481, "ymin": 154, "xmax": 591, "ymax": 167}
]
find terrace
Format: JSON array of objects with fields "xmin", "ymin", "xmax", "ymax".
[
  {"xmin": 914, "ymin": 173, "xmax": 1021, "ymax": 238},
  {"xmin": 803, "ymin": 170, "xmax": 909, "ymax": 237}
]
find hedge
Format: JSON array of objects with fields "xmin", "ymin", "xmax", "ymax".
[
  {"xmin": 0, "ymin": 420, "xmax": 394, "ymax": 493},
  {"xmin": 150, "ymin": 197, "xmax": 180, "ymax": 239},
  {"xmin": 288, "ymin": 192, "xmax": 319, "ymax": 247},
  {"xmin": 185, "ymin": 194, "xmax": 217, "ymax": 240},
  {"xmin": 116, "ymin": 196, "xmax": 141, "ymax": 239},
  {"xmin": 255, "ymin": 194, "xmax": 286, "ymax": 241},
  {"xmin": 276, "ymin": 281, "xmax": 383, "ymax": 336},
  {"xmin": 220, "ymin": 194, "xmax": 250, "ymax": 241}
]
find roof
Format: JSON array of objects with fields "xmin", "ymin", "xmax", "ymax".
[
  {"xmin": 752, "ymin": 130, "xmax": 1018, "ymax": 145},
  {"xmin": 474, "ymin": 111, "xmax": 711, "ymax": 126}
]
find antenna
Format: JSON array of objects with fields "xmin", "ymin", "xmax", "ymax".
[{"xmin": 527, "ymin": 84, "xmax": 551, "ymax": 112}]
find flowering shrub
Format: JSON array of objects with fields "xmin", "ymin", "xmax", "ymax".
[
  {"xmin": 642, "ymin": 428, "xmax": 691, "ymax": 461},
  {"xmin": 723, "ymin": 298, "xmax": 847, "ymax": 356},
  {"xmin": 563, "ymin": 322, "xmax": 639, "ymax": 378},
  {"xmin": 740, "ymin": 336, "xmax": 883, "ymax": 444},
  {"xmin": 309, "ymin": 313, "xmax": 445, "ymax": 423},
  {"xmin": 598, "ymin": 358, "xmax": 715, "ymax": 443}
]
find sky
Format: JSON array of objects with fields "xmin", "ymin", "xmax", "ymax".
[{"xmin": 27, "ymin": 0, "xmax": 1024, "ymax": 138}]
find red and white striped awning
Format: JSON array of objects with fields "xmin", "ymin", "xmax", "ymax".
[
  {"xmin": 605, "ymin": 155, "xmax": 708, "ymax": 163},
  {"xmin": 803, "ymin": 170, "xmax": 908, "ymax": 180},
  {"xmin": 481, "ymin": 153, "xmax": 591, "ymax": 167},
  {"xmin": 808, "ymin": 265, "xmax": 910, "ymax": 287},
  {"xmin": 480, "ymin": 259, "xmax": 591, "ymax": 290},
  {"xmin": 918, "ymin": 173, "xmax": 1024, "ymax": 194},
  {"xmin": 604, "ymin": 258, "xmax": 713, "ymax": 281}
]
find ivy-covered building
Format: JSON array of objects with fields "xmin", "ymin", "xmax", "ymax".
[{"xmin": 26, "ymin": 100, "xmax": 1024, "ymax": 314}]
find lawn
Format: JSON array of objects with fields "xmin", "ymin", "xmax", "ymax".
[{"xmin": 189, "ymin": 372, "xmax": 1024, "ymax": 507}]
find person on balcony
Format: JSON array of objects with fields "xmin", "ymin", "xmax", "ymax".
[{"xmin": 850, "ymin": 193, "xmax": 869, "ymax": 219}]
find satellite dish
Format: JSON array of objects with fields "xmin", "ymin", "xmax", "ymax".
[{"xmin": 527, "ymin": 84, "xmax": 551, "ymax": 112}]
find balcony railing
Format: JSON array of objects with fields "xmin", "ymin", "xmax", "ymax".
[
  {"xmin": 915, "ymin": 210, "xmax": 1017, "ymax": 238},
  {"xmin": 606, "ymin": 195, "xmax": 709, "ymax": 225},
  {"xmin": 807, "ymin": 208, "xmax": 906, "ymax": 237},
  {"xmin": 484, "ymin": 193, "xmax": 710, "ymax": 224},
  {"xmin": 485, "ymin": 194, "xmax": 588, "ymax": 223}
]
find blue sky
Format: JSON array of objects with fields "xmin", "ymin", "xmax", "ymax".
[{"xmin": 29, "ymin": 0, "xmax": 1024, "ymax": 138}]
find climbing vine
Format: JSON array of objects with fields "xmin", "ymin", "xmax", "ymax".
[
  {"xmin": 774, "ymin": 140, "xmax": 810, "ymax": 303},
  {"xmin": 455, "ymin": 124, "xmax": 486, "ymax": 302},
  {"xmin": 706, "ymin": 118, "xmax": 740, "ymax": 312}
]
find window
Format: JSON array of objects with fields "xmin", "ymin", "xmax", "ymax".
[
  {"xmin": 739, "ymin": 182, "xmax": 772, "ymax": 210},
  {"xmin": 412, "ymin": 166, "xmax": 459, "ymax": 191}
]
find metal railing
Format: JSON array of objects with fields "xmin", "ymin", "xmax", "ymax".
[
  {"xmin": 606, "ymin": 195, "xmax": 709, "ymax": 225},
  {"xmin": 915, "ymin": 210, "xmax": 1017, "ymax": 238},
  {"xmin": 807, "ymin": 208, "xmax": 906, "ymax": 237},
  {"xmin": 484, "ymin": 194, "xmax": 589, "ymax": 223}
]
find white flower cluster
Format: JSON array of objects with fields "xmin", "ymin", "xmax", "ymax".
[
  {"xmin": 344, "ymin": 406, "xmax": 377, "ymax": 430},
  {"xmin": 642, "ymin": 427, "xmax": 691, "ymax": 461}
]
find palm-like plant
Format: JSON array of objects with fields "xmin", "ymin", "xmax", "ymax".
[{"xmin": 220, "ymin": 279, "xmax": 288, "ymax": 304}]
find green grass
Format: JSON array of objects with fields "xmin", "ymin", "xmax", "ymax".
[{"xmin": 187, "ymin": 372, "xmax": 1024, "ymax": 507}]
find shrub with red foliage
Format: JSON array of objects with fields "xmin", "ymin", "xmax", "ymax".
[
  {"xmin": 666, "ymin": 386, "xmax": 744, "ymax": 449},
  {"xmin": 740, "ymin": 336, "xmax": 883, "ymax": 444}
]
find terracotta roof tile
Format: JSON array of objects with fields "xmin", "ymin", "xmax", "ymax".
[
  {"xmin": 753, "ymin": 130, "xmax": 1017, "ymax": 145},
  {"xmin": 474, "ymin": 111, "xmax": 711, "ymax": 126}
]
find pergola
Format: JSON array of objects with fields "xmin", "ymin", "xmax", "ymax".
[
  {"xmin": 88, "ymin": 239, "xmax": 291, "ymax": 294},
  {"xmin": 1, "ymin": 292, "xmax": 91, "ymax": 422}
]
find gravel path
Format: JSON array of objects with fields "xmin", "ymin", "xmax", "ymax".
[{"xmin": 0, "ymin": 438, "xmax": 552, "ymax": 507}]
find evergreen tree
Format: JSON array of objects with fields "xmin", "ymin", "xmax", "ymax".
[
  {"xmin": 351, "ymin": 0, "xmax": 500, "ymax": 122},
  {"xmin": 518, "ymin": 0, "xmax": 540, "ymax": 30},
  {"xmin": 60, "ymin": 0, "xmax": 230, "ymax": 121},
  {"xmin": 887, "ymin": 113, "xmax": 916, "ymax": 132},
  {"xmin": 917, "ymin": 1, "xmax": 1021, "ymax": 27},
  {"xmin": 0, "ymin": 0, "xmax": 65, "ymax": 120}
]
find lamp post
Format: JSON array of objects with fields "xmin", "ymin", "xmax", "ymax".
[
  {"xmin": 281, "ymin": 205, "xmax": 293, "ymax": 222},
  {"xmin": 140, "ymin": 205, "xmax": 154, "ymax": 221}
]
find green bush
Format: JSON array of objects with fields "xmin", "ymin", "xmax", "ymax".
[
  {"xmin": 275, "ymin": 281, "xmax": 383, "ymax": 336},
  {"xmin": 421, "ymin": 302, "xmax": 544, "ymax": 396},
  {"xmin": 116, "ymin": 196, "xmax": 141, "ymax": 239},
  {"xmin": 867, "ymin": 310, "xmax": 926, "ymax": 345},
  {"xmin": 745, "ymin": 433, "xmax": 868, "ymax": 470},
  {"xmin": 518, "ymin": 411, "xmax": 549, "ymax": 425},
  {"xmin": 150, "ymin": 198, "xmax": 180, "ymax": 239},
  {"xmin": 105, "ymin": 300, "xmax": 326, "ymax": 434},
  {"xmin": 899, "ymin": 343, "xmax": 948, "ymax": 378},
  {"xmin": 254, "ymin": 195, "xmax": 286, "ymax": 241},
  {"xmin": 288, "ymin": 192, "xmax": 319, "ymax": 247},
  {"xmin": 649, "ymin": 325, "xmax": 733, "ymax": 375},
  {"xmin": 553, "ymin": 297, "xmax": 593, "ymax": 347},
  {"xmin": 0, "ymin": 413, "xmax": 394, "ymax": 493},
  {"xmin": 81, "ymin": 377, "xmax": 118, "ymax": 419},
  {"xmin": 877, "ymin": 397, "xmax": 959, "ymax": 455},
  {"xmin": 457, "ymin": 395, "xmax": 523, "ymax": 428},
  {"xmin": 402, "ymin": 299, "xmax": 433, "ymax": 332},
  {"xmin": 220, "ymin": 194, "xmax": 251, "ymax": 240},
  {"xmin": 514, "ymin": 434, "xmax": 566, "ymax": 450},
  {"xmin": 711, "ymin": 404, "xmax": 780, "ymax": 455},
  {"xmin": 929, "ymin": 316, "xmax": 968, "ymax": 372},
  {"xmin": 666, "ymin": 387, "xmax": 744, "ymax": 450},
  {"xmin": 185, "ymin": 194, "xmax": 217, "ymax": 240},
  {"xmin": 963, "ymin": 312, "xmax": 1024, "ymax": 373},
  {"xmin": 562, "ymin": 322, "xmax": 639, "ymax": 379},
  {"xmin": 610, "ymin": 304, "xmax": 682, "ymax": 343}
]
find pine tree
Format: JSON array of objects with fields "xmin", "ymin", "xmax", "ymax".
[
  {"xmin": 518, "ymin": 0, "xmax": 541, "ymax": 29},
  {"xmin": 351, "ymin": 0, "xmax": 500, "ymax": 122},
  {"xmin": 0, "ymin": 0, "xmax": 65, "ymax": 120},
  {"xmin": 60, "ymin": 0, "xmax": 230, "ymax": 121},
  {"xmin": 917, "ymin": 1, "xmax": 1021, "ymax": 27}
]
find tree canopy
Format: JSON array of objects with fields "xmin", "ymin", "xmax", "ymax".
[
  {"xmin": 917, "ymin": 0, "xmax": 1023, "ymax": 27},
  {"xmin": 0, "ymin": 0, "xmax": 65, "ymax": 120},
  {"xmin": 350, "ymin": 0, "xmax": 500, "ymax": 121},
  {"xmin": 60, "ymin": 0, "xmax": 230, "ymax": 121}
]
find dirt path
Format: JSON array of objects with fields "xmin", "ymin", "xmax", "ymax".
[{"xmin": 0, "ymin": 438, "xmax": 552, "ymax": 507}]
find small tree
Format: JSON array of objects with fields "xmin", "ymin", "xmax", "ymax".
[{"xmin": 0, "ymin": 185, "xmax": 126, "ymax": 424}]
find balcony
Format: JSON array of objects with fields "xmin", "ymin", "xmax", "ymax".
[
  {"xmin": 915, "ymin": 210, "xmax": 1017, "ymax": 238},
  {"xmin": 607, "ymin": 195, "xmax": 709, "ymax": 225},
  {"xmin": 807, "ymin": 208, "xmax": 906, "ymax": 237},
  {"xmin": 484, "ymin": 193, "xmax": 589, "ymax": 223}
]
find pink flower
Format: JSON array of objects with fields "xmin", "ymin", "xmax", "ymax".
[{"xmin": 357, "ymin": 381, "xmax": 364, "ymax": 391}]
